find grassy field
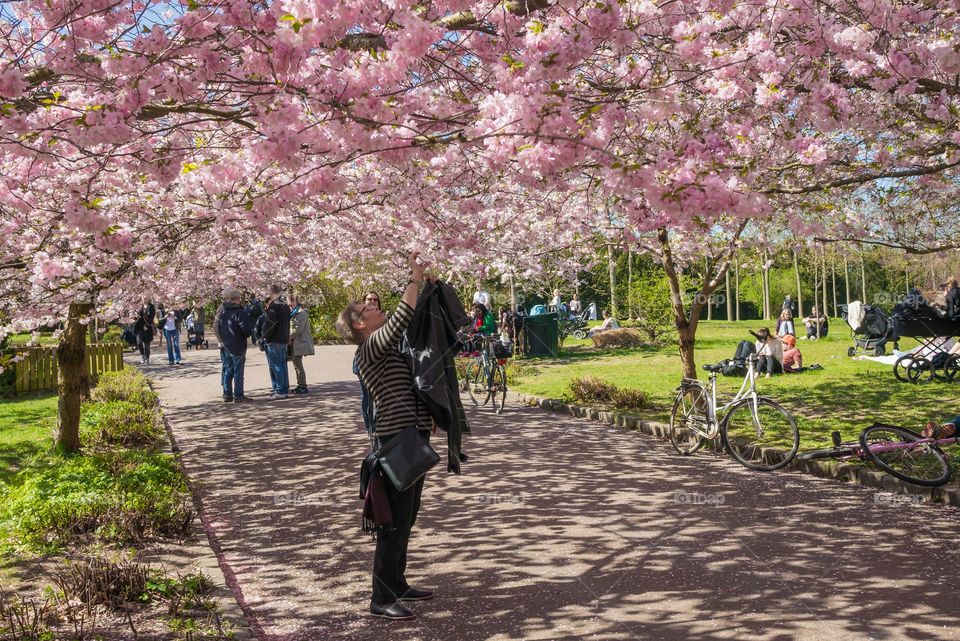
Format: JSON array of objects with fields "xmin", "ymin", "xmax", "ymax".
[
  {"xmin": 511, "ymin": 319, "xmax": 949, "ymax": 450},
  {"xmin": 0, "ymin": 393, "xmax": 57, "ymax": 486}
]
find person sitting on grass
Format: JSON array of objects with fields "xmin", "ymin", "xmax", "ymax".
[
  {"xmin": 923, "ymin": 416, "xmax": 960, "ymax": 439},
  {"xmin": 776, "ymin": 309, "xmax": 795, "ymax": 338},
  {"xmin": 802, "ymin": 306, "xmax": 829, "ymax": 339},
  {"xmin": 753, "ymin": 328, "xmax": 784, "ymax": 378},
  {"xmin": 781, "ymin": 334, "xmax": 803, "ymax": 372},
  {"xmin": 587, "ymin": 309, "xmax": 620, "ymax": 337}
]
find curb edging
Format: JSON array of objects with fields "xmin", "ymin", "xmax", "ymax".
[{"xmin": 511, "ymin": 392, "xmax": 960, "ymax": 507}]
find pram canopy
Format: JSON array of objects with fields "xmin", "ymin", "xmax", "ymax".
[
  {"xmin": 844, "ymin": 301, "xmax": 892, "ymax": 339},
  {"xmin": 892, "ymin": 288, "xmax": 960, "ymax": 338}
]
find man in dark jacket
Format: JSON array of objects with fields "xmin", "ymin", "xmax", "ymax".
[
  {"xmin": 247, "ymin": 293, "xmax": 264, "ymax": 345},
  {"xmin": 261, "ymin": 284, "xmax": 291, "ymax": 399},
  {"xmin": 133, "ymin": 301, "xmax": 156, "ymax": 364},
  {"xmin": 215, "ymin": 288, "xmax": 253, "ymax": 402}
]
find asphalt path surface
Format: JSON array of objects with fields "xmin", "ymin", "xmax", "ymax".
[{"xmin": 141, "ymin": 343, "xmax": 960, "ymax": 641}]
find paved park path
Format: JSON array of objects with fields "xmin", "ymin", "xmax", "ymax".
[{"xmin": 140, "ymin": 344, "xmax": 960, "ymax": 641}]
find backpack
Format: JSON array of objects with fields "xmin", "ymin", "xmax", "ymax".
[{"xmin": 720, "ymin": 358, "xmax": 747, "ymax": 377}]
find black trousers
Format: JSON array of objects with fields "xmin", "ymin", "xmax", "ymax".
[
  {"xmin": 372, "ymin": 433, "xmax": 428, "ymax": 605},
  {"xmin": 757, "ymin": 355, "xmax": 784, "ymax": 375},
  {"xmin": 136, "ymin": 333, "xmax": 151, "ymax": 360}
]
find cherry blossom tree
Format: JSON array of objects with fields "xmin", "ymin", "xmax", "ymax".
[{"xmin": 3, "ymin": 0, "xmax": 960, "ymax": 431}]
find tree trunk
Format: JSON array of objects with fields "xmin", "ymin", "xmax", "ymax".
[
  {"xmin": 627, "ymin": 246, "xmax": 633, "ymax": 320},
  {"xmin": 844, "ymin": 253, "xmax": 851, "ymax": 304},
  {"xmin": 607, "ymin": 243, "xmax": 618, "ymax": 320},
  {"xmin": 793, "ymin": 249, "xmax": 804, "ymax": 319},
  {"xmin": 761, "ymin": 250, "xmax": 771, "ymax": 320},
  {"xmin": 860, "ymin": 251, "xmax": 867, "ymax": 303},
  {"xmin": 820, "ymin": 248, "xmax": 827, "ymax": 317},
  {"xmin": 657, "ymin": 225, "xmax": 744, "ymax": 379},
  {"xmin": 509, "ymin": 273, "xmax": 517, "ymax": 312},
  {"xmin": 735, "ymin": 259, "xmax": 740, "ymax": 321},
  {"xmin": 725, "ymin": 267, "xmax": 732, "ymax": 322},
  {"xmin": 57, "ymin": 301, "xmax": 92, "ymax": 454},
  {"xmin": 704, "ymin": 257, "xmax": 712, "ymax": 321},
  {"xmin": 831, "ymin": 253, "xmax": 838, "ymax": 317}
]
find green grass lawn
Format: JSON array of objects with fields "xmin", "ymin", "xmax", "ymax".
[
  {"xmin": 0, "ymin": 393, "xmax": 57, "ymax": 486},
  {"xmin": 513, "ymin": 319, "xmax": 947, "ymax": 451}
]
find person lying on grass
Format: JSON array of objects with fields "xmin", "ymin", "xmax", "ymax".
[{"xmin": 923, "ymin": 417, "xmax": 960, "ymax": 439}]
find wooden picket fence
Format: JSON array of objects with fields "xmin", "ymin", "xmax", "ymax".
[{"xmin": 12, "ymin": 343, "xmax": 125, "ymax": 394}]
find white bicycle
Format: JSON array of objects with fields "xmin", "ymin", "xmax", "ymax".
[{"xmin": 669, "ymin": 350, "xmax": 800, "ymax": 471}]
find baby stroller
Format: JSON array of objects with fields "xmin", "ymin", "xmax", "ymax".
[
  {"xmin": 559, "ymin": 309, "xmax": 590, "ymax": 340},
  {"xmin": 186, "ymin": 322, "xmax": 209, "ymax": 350},
  {"xmin": 890, "ymin": 290, "xmax": 960, "ymax": 382},
  {"xmin": 841, "ymin": 301, "xmax": 898, "ymax": 357}
]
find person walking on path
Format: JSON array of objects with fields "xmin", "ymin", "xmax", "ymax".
[
  {"xmin": 261, "ymin": 284, "xmax": 291, "ymax": 399},
  {"xmin": 133, "ymin": 300, "xmax": 156, "ymax": 364},
  {"xmin": 159, "ymin": 308, "xmax": 184, "ymax": 365},
  {"xmin": 215, "ymin": 288, "xmax": 253, "ymax": 402},
  {"xmin": 246, "ymin": 293, "xmax": 264, "ymax": 346},
  {"xmin": 336, "ymin": 252, "xmax": 436, "ymax": 621},
  {"xmin": 288, "ymin": 293, "xmax": 315, "ymax": 395}
]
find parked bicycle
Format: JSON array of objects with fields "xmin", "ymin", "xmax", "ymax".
[
  {"xmin": 798, "ymin": 424, "xmax": 957, "ymax": 486},
  {"xmin": 463, "ymin": 334, "xmax": 509, "ymax": 414},
  {"xmin": 670, "ymin": 349, "xmax": 800, "ymax": 471}
]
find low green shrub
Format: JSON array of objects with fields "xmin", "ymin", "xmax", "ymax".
[
  {"xmin": 0, "ymin": 449, "xmax": 193, "ymax": 554},
  {"xmin": 92, "ymin": 369, "xmax": 158, "ymax": 407},
  {"xmin": 81, "ymin": 400, "xmax": 164, "ymax": 449},
  {"xmin": 569, "ymin": 376, "xmax": 618, "ymax": 404},
  {"xmin": 568, "ymin": 376, "xmax": 648, "ymax": 410},
  {"xmin": 590, "ymin": 329, "xmax": 646, "ymax": 349},
  {"xmin": 610, "ymin": 388, "xmax": 649, "ymax": 410}
]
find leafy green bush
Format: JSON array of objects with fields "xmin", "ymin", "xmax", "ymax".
[
  {"xmin": 92, "ymin": 369, "xmax": 158, "ymax": 407},
  {"xmin": 81, "ymin": 400, "xmax": 164, "ymax": 449},
  {"xmin": 610, "ymin": 388, "xmax": 649, "ymax": 410},
  {"xmin": 590, "ymin": 328, "xmax": 646, "ymax": 349},
  {"xmin": 568, "ymin": 376, "xmax": 648, "ymax": 410},
  {"xmin": 569, "ymin": 376, "xmax": 618, "ymax": 404},
  {"xmin": 0, "ymin": 449, "xmax": 193, "ymax": 554}
]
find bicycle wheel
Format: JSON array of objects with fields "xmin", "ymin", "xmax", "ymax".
[
  {"xmin": 464, "ymin": 360, "xmax": 488, "ymax": 405},
  {"xmin": 721, "ymin": 397, "xmax": 799, "ymax": 471},
  {"xmin": 669, "ymin": 384, "xmax": 708, "ymax": 455},
  {"xmin": 860, "ymin": 424, "xmax": 951, "ymax": 487},
  {"xmin": 491, "ymin": 365, "xmax": 507, "ymax": 414},
  {"xmin": 906, "ymin": 358, "xmax": 933, "ymax": 384},
  {"xmin": 893, "ymin": 355, "xmax": 912, "ymax": 382},
  {"xmin": 945, "ymin": 355, "xmax": 960, "ymax": 382}
]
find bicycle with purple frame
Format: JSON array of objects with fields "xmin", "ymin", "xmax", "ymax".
[{"xmin": 797, "ymin": 424, "xmax": 957, "ymax": 486}]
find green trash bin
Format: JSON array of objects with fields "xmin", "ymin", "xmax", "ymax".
[{"xmin": 521, "ymin": 313, "xmax": 559, "ymax": 357}]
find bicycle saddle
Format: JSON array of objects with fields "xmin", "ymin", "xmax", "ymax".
[{"xmin": 702, "ymin": 363, "xmax": 724, "ymax": 372}]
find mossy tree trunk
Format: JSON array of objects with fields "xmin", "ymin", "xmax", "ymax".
[{"xmin": 56, "ymin": 301, "xmax": 92, "ymax": 454}]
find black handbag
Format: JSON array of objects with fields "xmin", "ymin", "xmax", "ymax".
[{"xmin": 375, "ymin": 427, "xmax": 439, "ymax": 492}]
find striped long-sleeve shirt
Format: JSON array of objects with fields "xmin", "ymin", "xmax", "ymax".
[{"xmin": 355, "ymin": 301, "xmax": 432, "ymax": 437}]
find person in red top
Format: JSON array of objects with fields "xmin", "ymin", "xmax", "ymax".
[{"xmin": 781, "ymin": 334, "xmax": 803, "ymax": 372}]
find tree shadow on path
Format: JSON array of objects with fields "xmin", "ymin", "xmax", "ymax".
[{"xmin": 150, "ymin": 348, "xmax": 960, "ymax": 641}]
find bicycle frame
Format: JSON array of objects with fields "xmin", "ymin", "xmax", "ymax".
[
  {"xmin": 868, "ymin": 435, "xmax": 960, "ymax": 455},
  {"xmin": 687, "ymin": 355, "xmax": 761, "ymax": 439}
]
